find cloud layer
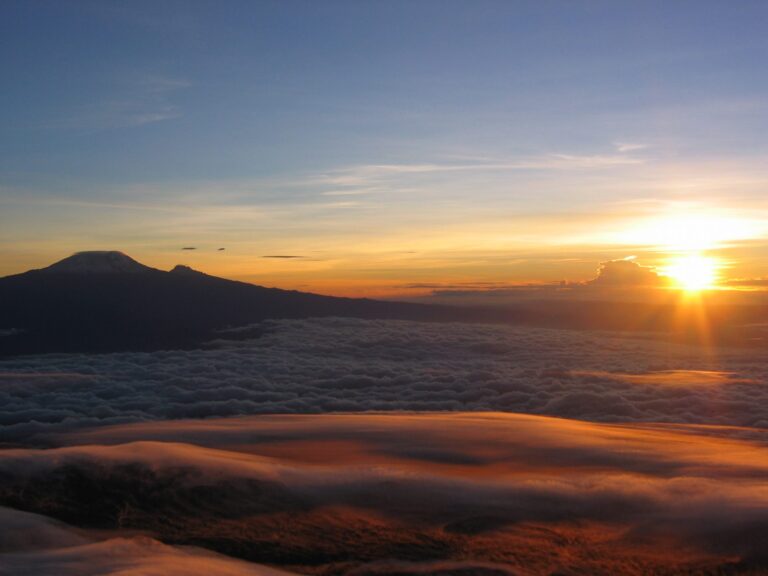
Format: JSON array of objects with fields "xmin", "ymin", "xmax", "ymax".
[
  {"xmin": 3, "ymin": 413, "xmax": 768, "ymax": 574},
  {"xmin": 0, "ymin": 507, "xmax": 296, "ymax": 576},
  {"xmin": 589, "ymin": 257, "xmax": 667, "ymax": 287},
  {"xmin": 2, "ymin": 317, "xmax": 768, "ymax": 444}
]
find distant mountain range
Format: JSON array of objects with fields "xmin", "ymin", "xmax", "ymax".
[
  {"xmin": 1, "ymin": 251, "xmax": 764, "ymax": 356},
  {"xmin": 0, "ymin": 252, "xmax": 457, "ymax": 356}
]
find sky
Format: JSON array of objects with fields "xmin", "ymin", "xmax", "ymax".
[{"xmin": 2, "ymin": 0, "xmax": 768, "ymax": 296}]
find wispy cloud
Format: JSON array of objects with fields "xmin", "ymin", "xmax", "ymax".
[
  {"xmin": 320, "ymin": 188, "xmax": 380, "ymax": 196},
  {"xmin": 614, "ymin": 142, "xmax": 648, "ymax": 153},
  {"xmin": 317, "ymin": 153, "xmax": 646, "ymax": 188},
  {"xmin": 48, "ymin": 74, "xmax": 189, "ymax": 130}
]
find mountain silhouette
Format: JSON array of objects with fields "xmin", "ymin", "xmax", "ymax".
[
  {"xmin": 39, "ymin": 251, "xmax": 156, "ymax": 274},
  {"xmin": 2, "ymin": 252, "xmax": 761, "ymax": 357},
  {"xmin": 0, "ymin": 252, "xmax": 456, "ymax": 356}
]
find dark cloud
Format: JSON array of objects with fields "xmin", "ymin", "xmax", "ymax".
[
  {"xmin": 399, "ymin": 282, "xmax": 513, "ymax": 290},
  {"xmin": 411, "ymin": 259, "xmax": 694, "ymax": 308},
  {"xmin": 261, "ymin": 255, "xmax": 304, "ymax": 259},
  {"xmin": 182, "ymin": 247, "xmax": 197, "ymax": 250},
  {"xmin": 589, "ymin": 258, "xmax": 667, "ymax": 287}
]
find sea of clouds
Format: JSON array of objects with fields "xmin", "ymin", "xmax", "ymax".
[
  {"xmin": 3, "ymin": 413, "xmax": 768, "ymax": 574},
  {"xmin": 4, "ymin": 317, "xmax": 768, "ymax": 575},
  {"xmin": 2, "ymin": 317, "xmax": 768, "ymax": 444}
]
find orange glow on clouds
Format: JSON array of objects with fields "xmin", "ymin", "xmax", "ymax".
[
  {"xmin": 617, "ymin": 211, "xmax": 762, "ymax": 252},
  {"xmin": 3, "ymin": 201, "xmax": 766, "ymax": 298},
  {"xmin": 9, "ymin": 412, "xmax": 767, "ymax": 574}
]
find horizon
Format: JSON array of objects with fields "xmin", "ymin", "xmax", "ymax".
[
  {"xmin": 3, "ymin": 1, "xmax": 768, "ymax": 296},
  {"xmin": 9, "ymin": 249, "xmax": 768, "ymax": 303}
]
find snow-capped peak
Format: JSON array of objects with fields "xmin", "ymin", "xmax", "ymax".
[{"xmin": 40, "ymin": 251, "xmax": 157, "ymax": 274}]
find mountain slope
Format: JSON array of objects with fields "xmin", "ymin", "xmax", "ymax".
[{"xmin": 0, "ymin": 252, "xmax": 450, "ymax": 356}]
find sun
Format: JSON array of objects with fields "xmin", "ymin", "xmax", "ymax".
[
  {"xmin": 615, "ymin": 211, "xmax": 745, "ymax": 291},
  {"xmin": 661, "ymin": 254, "xmax": 719, "ymax": 291}
]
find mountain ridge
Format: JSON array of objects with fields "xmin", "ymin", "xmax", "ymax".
[
  {"xmin": 0, "ymin": 251, "xmax": 455, "ymax": 356},
  {"xmin": 3, "ymin": 252, "xmax": 759, "ymax": 357}
]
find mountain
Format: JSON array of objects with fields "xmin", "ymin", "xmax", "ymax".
[
  {"xmin": 2, "ymin": 252, "xmax": 761, "ymax": 357},
  {"xmin": 40, "ymin": 251, "xmax": 157, "ymax": 274},
  {"xmin": 0, "ymin": 252, "xmax": 456, "ymax": 356}
]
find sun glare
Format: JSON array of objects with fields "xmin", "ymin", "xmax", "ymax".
[
  {"xmin": 614, "ymin": 211, "xmax": 752, "ymax": 291},
  {"xmin": 618, "ymin": 212, "xmax": 761, "ymax": 252},
  {"xmin": 661, "ymin": 254, "xmax": 719, "ymax": 291}
]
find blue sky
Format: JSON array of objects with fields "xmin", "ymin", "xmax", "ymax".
[{"xmin": 2, "ymin": 1, "xmax": 768, "ymax": 294}]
